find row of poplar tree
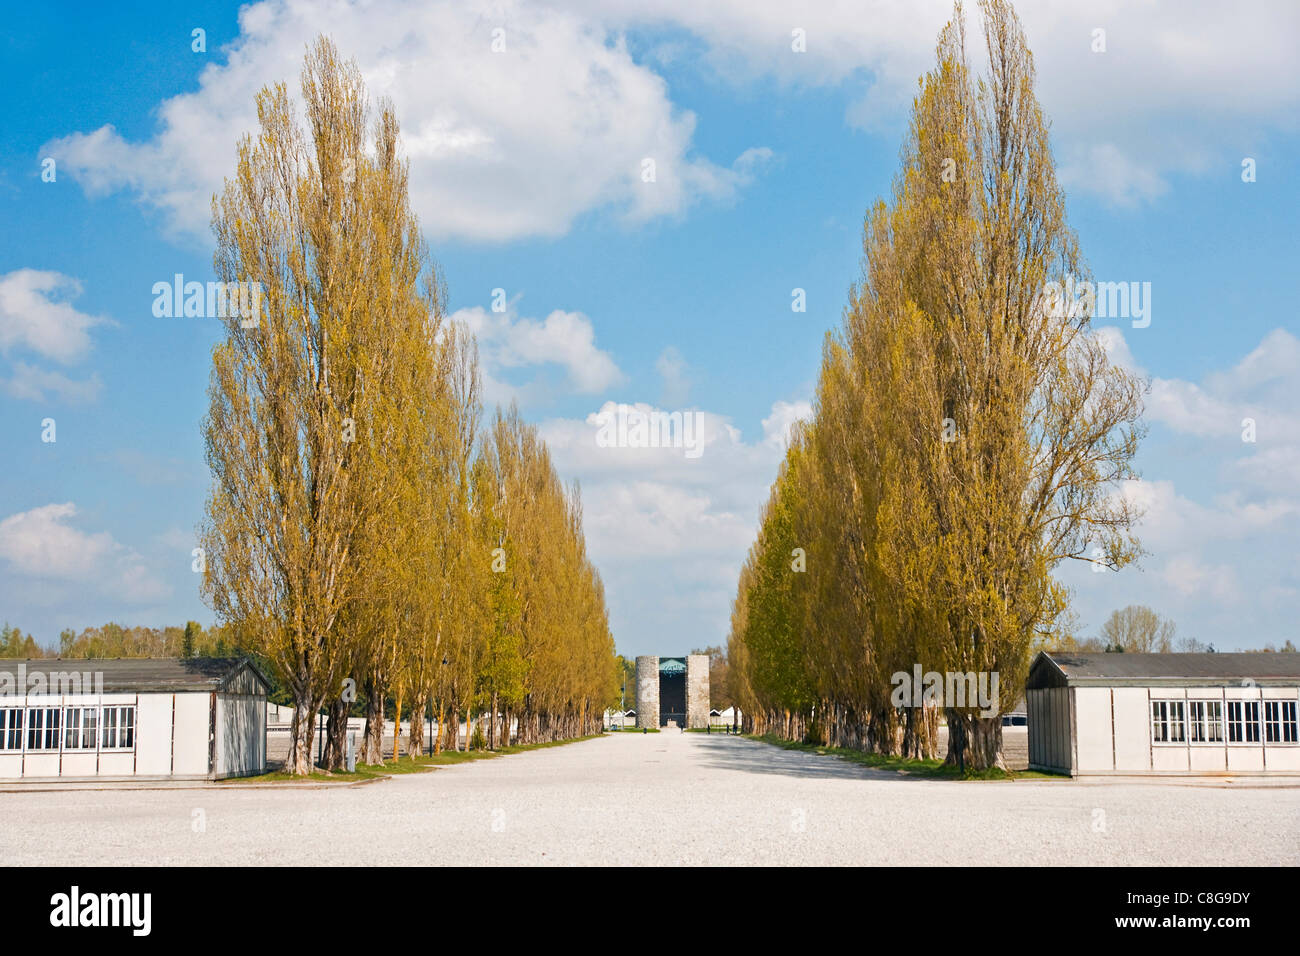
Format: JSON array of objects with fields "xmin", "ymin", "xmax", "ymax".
[
  {"xmin": 727, "ymin": 0, "xmax": 1147, "ymax": 770},
  {"xmin": 199, "ymin": 38, "xmax": 618, "ymax": 775}
]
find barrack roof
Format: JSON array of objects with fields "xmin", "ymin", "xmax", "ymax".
[
  {"xmin": 0, "ymin": 657, "xmax": 271, "ymax": 694},
  {"xmin": 1028, "ymin": 651, "xmax": 1300, "ymax": 688}
]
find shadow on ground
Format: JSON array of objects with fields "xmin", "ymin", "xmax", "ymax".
[
  {"xmin": 691, "ymin": 727, "xmax": 1030, "ymax": 781},
  {"xmin": 690, "ymin": 735, "xmax": 937, "ymax": 782}
]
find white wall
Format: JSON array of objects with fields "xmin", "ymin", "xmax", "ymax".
[
  {"xmin": 172, "ymin": 693, "xmax": 212, "ymax": 776},
  {"xmin": 134, "ymin": 694, "xmax": 171, "ymax": 775},
  {"xmin": 0, "ymin": 692, "xmax": 142, "ymax": 779},
  {"xmin": 1073, "ymin": 687, "xmax": 1113, "ymax": 773},
  {"xmin": 1078, "ymin": 684, "xmax": 1300, "ymax": 775},
  {"xmin": 0, "ymin": 688, "xmax": 267, "ymax": 781},
  {"xmin": 1112, "ymin": 688, "xmax": 1149, "ymax": 771}
]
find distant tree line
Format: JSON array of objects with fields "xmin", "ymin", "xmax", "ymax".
[
  {"xmin": 0, "ymin": 620, "xmax": 229, "ymax": 660},
  {"xmin": 1053, "ymin": 605, "xmax": 1297, "ymax": 654}
]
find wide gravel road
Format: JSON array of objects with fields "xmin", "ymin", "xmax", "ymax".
[{"xmin": 2, "ymin": 731, "xmax": 1296, "ymax": 865}]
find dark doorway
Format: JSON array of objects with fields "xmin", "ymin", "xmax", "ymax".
[{"xmin": 659, "ymin": 658, "xmax": 686, "ymax": 727}]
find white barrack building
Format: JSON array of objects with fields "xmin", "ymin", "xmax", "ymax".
[
  {"xmin": 0, "ymin": 658, "xmax": 269, "ymax": 782},
  {"xmin": 1026, "ymin": 651, "xmax": 1300, "ymax": 776}
]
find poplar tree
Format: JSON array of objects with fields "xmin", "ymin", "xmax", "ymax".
[
  {"xmin": 202, "ymin": 36, "xmax": 620, "ymax": 775},
  {"xmin": 729, "ymin": 0, "xmax": 1144, "ymax": 771},
  {"xmin": 203, "ymin": 38, "xmax": 440, "ymax": 774}
]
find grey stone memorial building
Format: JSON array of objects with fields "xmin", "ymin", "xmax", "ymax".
[{"xmin": 635, "ymin": 655, "xmax": 709, "ymax": 729}]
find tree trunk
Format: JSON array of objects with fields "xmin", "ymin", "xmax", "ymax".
[
  {"xmin": 902, "ymin": 705, "xmax": 920, "ymax": 759},
  {"xmin": 407, "ymin": 690, "xmax": 426, "ymax": 758},
  {"xmin": 944, "ymin": 710, "xmax": 1005, "ymax": 771},
  {"xmin": 362, "ymin": 676, "xmax": 385, "ymax": 765},
  {"xmin": 922, "ymin": 705, "xmax": 940, "ymax": 759},
  {"xmin": 393, "ymin": 690, "xmax": 402, "ymax": 762},
  {"xmin": 323, "ymin": 694, "xmax": 349, "ymax": 771},
  {"xmin": 286, "ymin": 693, "xmax": 319, "ymax": 776}
]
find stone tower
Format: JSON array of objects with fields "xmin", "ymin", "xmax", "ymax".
[
  {"xmin": 686, "ymin": 654, "xmax": 710, "ymax": 729},
  {"xmin": 635, "ymin": 655, "xmax": 659, "ymax": 729}
]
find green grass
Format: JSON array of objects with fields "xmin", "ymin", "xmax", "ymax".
[
  {"xmin": 745, "ymin": 733, "xmax": 1066, "ymax": 781},
  {"xmin": 225, "ymin": 734, "xmax": 603, "ymax": 784},
  {"xmin": 686, "ymin": 726, "xmax": 741, "ymax": 733},
  {"xmin": 495, "ymin": 735, "xmax": 604, "ymax": 754}
]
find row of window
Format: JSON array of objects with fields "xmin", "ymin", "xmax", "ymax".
[
  {"xmin": 1151, "ymin": 699, "xmax": 1298, "ymax": 745},
  {"xmin": 0, "ymin": 706, "xmax": 135, "ymax": 753}
]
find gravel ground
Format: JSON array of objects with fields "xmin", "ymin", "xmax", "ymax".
[{"xmin": 2, "ymin": 731, "xmax": 1295, "ymax": 866}]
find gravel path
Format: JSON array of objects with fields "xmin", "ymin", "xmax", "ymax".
[{"xmin": 2, "ymin": 731, "xmax": 1296, "ymax": 866}]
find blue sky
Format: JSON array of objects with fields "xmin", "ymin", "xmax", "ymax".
[{"xmin": 1, "ymin": 0, "xmax": 1298, "ymax": 656}]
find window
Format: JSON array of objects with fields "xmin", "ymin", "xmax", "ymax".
[
  {"xmin": 1169, "ymin": 700, "xmax": 1185, "ymax": 742},
  {"xmin": 64, "ymin": 707, "xmax": 80, "ymax": 750},
  {"xmin": 0, "ymin": 708, "xmax": 21, "ymax": 750},
  {"xmin": 1188, "ymin": 700, "xmax": 1224, "ymax": 743},
  {"xmin": 1151, "ymin": 700, "xmax": 1186, "ymax": 743},
  {"xmin": 63, "ymin": 706, "xmax": 99, "ymax": 750},
  {"xmin": 1264, "ymin": 700, "xmax": 1298, "ymax": 744},
  {"xmin": 25, "ymin": 707, "xmax": 41, "ymax": 749},
  {"xmin": 82, "ymin": 707, "xmax": 98, "ymax": 749},
  {"xmin": 26, "ymin": 706, "xmax": 60, "ymax": 750},
  {"xmin": 101, "ymin": 706, "xmax": 135, "ymax": 750},
  {"xmin": 1227, "ymin": 700, "xmax": 1261, "ymax": 743}
]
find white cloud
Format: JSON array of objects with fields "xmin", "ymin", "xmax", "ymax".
[
  {"xmin": 0, "ymin": 270, "xmax": 109, "ymax": 405},
  {"xmin": 1161, "ymin": 555, "xmax": 1237, "ymax": 603},
  {"xmin": 44, "ymin": 0, "xmax": 769, "ymax": 243},
  {"xmin": 761, "ymin": 398, "xmax": 812, "ymax": 449},
  {"xmin": 0, "ymin": 503, "xmax": 169, "ymax": 604},
  {"xmin": 0, "ymin": 269, "xmax": 107, "ymax": 364},
  {"xmin": 454, "ymin": 303, "xmax": 623, "ymax": 400},
  {"xmin": 1065, "ymin": 477, "xmax": 1297, "ymax": 644},
  {"xmin": 1119, "ymin": 479, "xmax": 1299, "ymax": 551},
  {"xmin": 1, "ymin": 362, "xmax": 102, "ymax": 404},
  {"xmin": 1093, "ymin": 324, "xmax": 1141, "ymax": 373},
  {"xmin": 574, "ymin": 0, "xmax": 1300, "ymax": 207},
  {"xmin": 582, "ymin": 481, "xmax": 754, "ymax": 560},
  {"xmin": 1234, "ymin": 444, "xmax": 1300, "ymax": 494},
  {"xmin": 1105, "ymin": 325, "xmax": 1300, "ymax": 466},
  {"xmin": 540, "ymin": 396, "xmax": 806, "ymax": 651},
  {"xmin": 43, "ymin": 1, "xmax": 1292, "ymax": 235},
  {"xmin": 1058, "ymin": 143, "xmax": 1170, "ymax": 208},
  {"xmin": 1206, "ymin": 327, "xmax": 1300, "ymax": 409},
  {"xmin": 38, "ymin": 0, "xmax": 1299, "ymax": 233},
  {"xmin": 1061, "ymin": 327, "xmax": 1300, "ymax": 646},
  {"xmin": 542, "ymin": 401, "xmax": 748, "ymax": 482}
]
